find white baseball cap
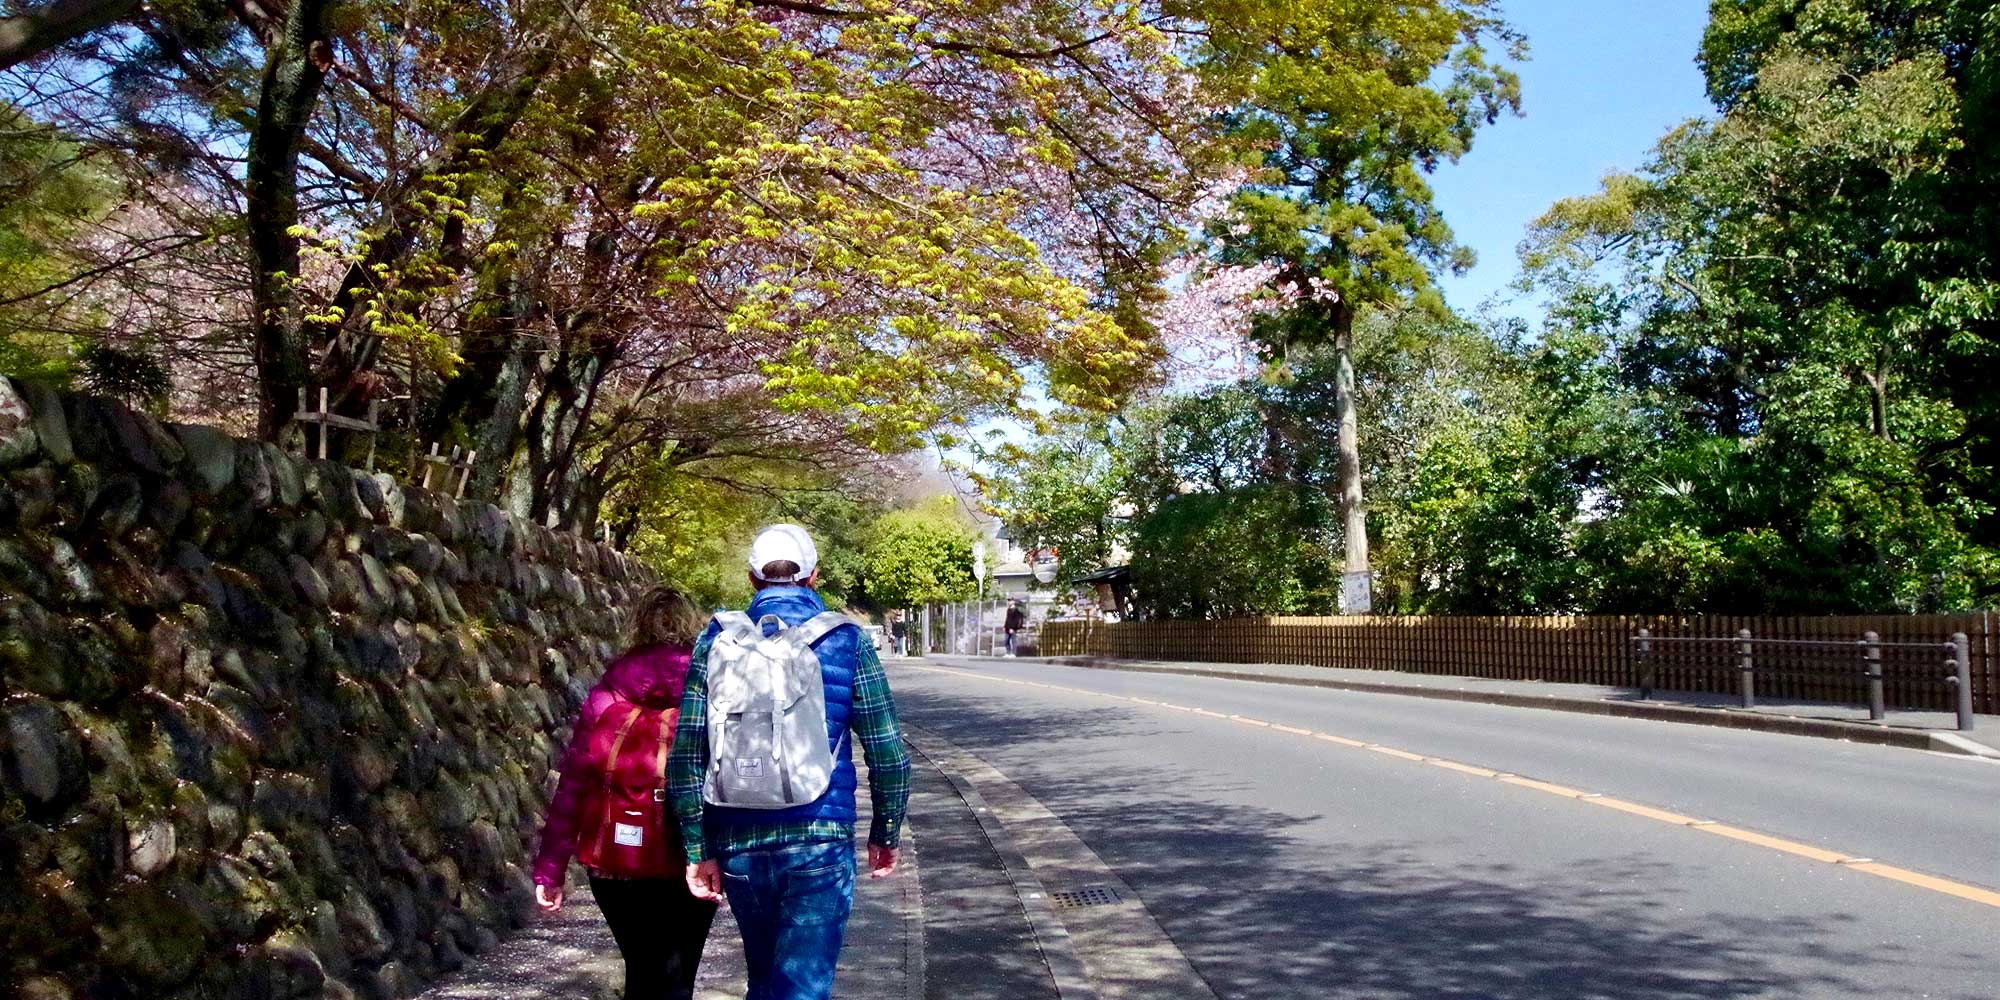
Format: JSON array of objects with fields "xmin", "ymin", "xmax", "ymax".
[{"xmin": 748, "ymin": 524, "xmax": 818, "ymax": 583}]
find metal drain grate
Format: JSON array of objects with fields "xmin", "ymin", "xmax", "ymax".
[{"xmin": 1048, "ymin": 885, "xmax": 1121, "ymax": 909}]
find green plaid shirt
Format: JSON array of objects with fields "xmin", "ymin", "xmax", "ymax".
[{"xmin": 668, "ymin": 628, "xmax": 910, "ymax": 863}]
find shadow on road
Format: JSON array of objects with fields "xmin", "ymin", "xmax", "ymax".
[{"xmin": 895, "ymin": 680, "xmax": 1940, "ymax": 1000}]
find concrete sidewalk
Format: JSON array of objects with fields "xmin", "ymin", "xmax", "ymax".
[
  {"xmin": 414, "ymin": 748, "xmax": 1071, "ymax": 1000},
  {"xmin": 695, "ymin": 756, "xmax": 925, "ymax": 1000},
  {"xmin": 924, "ymin": 653, "xmax": 2000, "ymax": 758}
]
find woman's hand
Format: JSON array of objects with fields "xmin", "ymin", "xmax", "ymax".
[
  {"xmin": 869, "ymin": 844, "xmax": 898, "ymax": 878},
  {"xmin": 534, "ymin": 883, "xmax": 564, "ymax": 913}
]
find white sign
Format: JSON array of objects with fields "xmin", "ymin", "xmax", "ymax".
[
  {"xmin": 972, "ymin": 543, "xmax": 987, "ymax": 581},
  {"xmin": 1340, "ymin": 570, "xmax": 1373, "ymax": 615}
]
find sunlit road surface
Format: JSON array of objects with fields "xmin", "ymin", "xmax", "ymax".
[{"xmin": 891, "ymin": 657, "xmax": 2000, "ymax": 1000}]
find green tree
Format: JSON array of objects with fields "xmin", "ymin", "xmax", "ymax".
[
  {"xmin": 978, "ymin": 422, "xmax": 1126, "ymax": 583},
  {"xmin": 862, "ymin": 498, "xmax": 979, "ymax": 609},
  {"xmin": 1516, "ymin": 6, "xmax": 2000, "ymax": 611},
  {"xmin": 0, "ymin": 104, "xmax": 114, "ymax": 383},
  {"xmin": 1129, "ymin": 485, "xmax": 1336, "ymax": 619},
  {"xmin": 1204, "ymin": 1, "xmax": 1523, "ymax": 608}
]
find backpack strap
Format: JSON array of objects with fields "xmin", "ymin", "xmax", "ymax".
[
  {"xmin": 592, "ymin": 701, "xmax": 643, "ymax": 860},
  {"xmin": 712, "ymin": 611, "xmax": 756, "ymax": 637},
  {"xmin": 652, "ymin": 706, "xmax": 678, "ymax": 802},
  {"xmin": 783, "ymin": 611, "xmax": 854, "ymax": 651}
]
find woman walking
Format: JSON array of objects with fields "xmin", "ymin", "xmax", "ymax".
[{"xmin": 532, "ymin": 587, "xmax": 717, "ymax": 1000}]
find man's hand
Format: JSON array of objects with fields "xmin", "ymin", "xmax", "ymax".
[
  {"xmin": 534, "ymin": 883, "xmax": 563, "ymax": 913},
  {"xmin": 686, "ymin": 859, "xmax": 724, "ymax": 902},
  {"xmin": 868, "ymin": 843, "xmax": 898, "ymax": 878}
]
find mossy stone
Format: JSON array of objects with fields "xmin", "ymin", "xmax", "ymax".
[
  {"xmin": 101, "ymin": 879, "xmax": 209, "ymax": 987},
  {"xmin": 0, "ymin": 376, "xmax": 41, "ymax": 467},
  {"xmin": 3, "ymin": 697, "xmax": 86, "ymax": 815},
  {"xmin": 334, "ymin": 888, "xmax": 392, "ymax": 964}
]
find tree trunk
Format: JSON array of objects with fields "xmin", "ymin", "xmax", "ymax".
[
  {"xmin": 1332, "ymin": 303, "xmax": 1370, "ymax": 609},
  {"xmin": 245, "ymin": 0, "xmax": 333, "ymax": 439},
  {"xmin": 427, "ymin": 246, "xmax": 539, "ymax": 500},
  {"xmin": 1865, "ymin": 357, "xmax": 1892, "ymax": 443}
]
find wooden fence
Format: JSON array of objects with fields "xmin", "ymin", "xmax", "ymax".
[{"xmin": 1034, "ymin": 614, "xmax": 1998, "ymax": 716}]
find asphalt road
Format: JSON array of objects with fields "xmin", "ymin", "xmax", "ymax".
[{"xmin": 888, "ymin": 657, "xmax": 2000, "ymax": 1000}]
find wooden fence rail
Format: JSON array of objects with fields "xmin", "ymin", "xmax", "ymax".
[{"xmin": 1033, "ymin": 613, "xmax": 1998, "ymax": 716}]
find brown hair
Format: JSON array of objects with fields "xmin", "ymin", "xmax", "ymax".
[
  {"xmin": 628, "ymin": 586, "xmax": 704, "ymax": 649},
  {"xmin": 752, "ymin": 560, "xmax": 802, "ymax": 590}
]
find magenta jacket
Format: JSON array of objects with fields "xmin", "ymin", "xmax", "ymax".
[{"xmin": 532, "ymin": 643, "xmax": 694, "ymax": 887}]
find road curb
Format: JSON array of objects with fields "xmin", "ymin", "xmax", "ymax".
[
  {"xmin": 1032, "ymin": 656, "xmax": 1994, "ymax": 757},
  {"xmin": 906, "ymin": 733, "xmax": 1099, "ymax": 1000},
  {"xmin": 904, "ymin": 725, "xmax": 1220, "ymax": 1000}
]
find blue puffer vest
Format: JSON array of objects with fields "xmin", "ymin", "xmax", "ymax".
[{"xmin": 700, "ymin": 585, "xmax": 861, "ymax": 828}]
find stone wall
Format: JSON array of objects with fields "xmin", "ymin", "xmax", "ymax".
[{"xmin": 0, "ymin": 377, "xmax": 655, "ymax": 1000}]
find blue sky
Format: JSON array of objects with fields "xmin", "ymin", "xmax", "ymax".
[{"xmin": 1428, "ymin": 1, "xmax": 1717, "ymax": 318}]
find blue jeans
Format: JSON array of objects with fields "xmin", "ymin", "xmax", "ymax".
[{"xmin": 719, "ymin": 840, "xmax": 855, "ymax": 1000}]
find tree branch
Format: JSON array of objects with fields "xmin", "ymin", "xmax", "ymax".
[{"xmin": 0, "ymin": 0, "xmax": 140, "ymax": 70}]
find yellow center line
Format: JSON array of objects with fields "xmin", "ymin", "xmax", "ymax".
[
  {"xmin": 1586, "ymin": 797, "xmax": 1705, "ymax": 826},
  {"xmin": 1499, "ymin": 776, "xmax": 1589, "ymax": 798},
  {"xmin": 901, "ymin": 662, "xmax": 2000, "ymax": 912},
  {"xmin": 1312, "ymin": 732, "xmax": 1369, "ymax": 748},
  {"xmin": 1428, "ymin": 759, "xmax": 1502, "ymax": 778}
]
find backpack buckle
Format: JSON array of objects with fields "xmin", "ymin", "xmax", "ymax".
[{"xmin": 653, "ymin": 788, "xmax": 668, "ymax": 803}]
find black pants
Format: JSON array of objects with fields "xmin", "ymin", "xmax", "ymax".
[{"xmin": 588, "ymin": 872, "xmax": 719, "ymax": 1000}]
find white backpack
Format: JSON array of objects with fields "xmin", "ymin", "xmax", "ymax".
[{"xmin": 701, "ymin": 610, "xmax": 849, "ymax": 809}]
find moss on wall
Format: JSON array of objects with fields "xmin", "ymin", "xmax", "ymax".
[{"xmin": 0, "ymin": 376, "xmax": 653, "ymax": 1000}]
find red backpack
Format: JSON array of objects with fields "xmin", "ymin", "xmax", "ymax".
[{"xmin": 576, "ymin": 700, "xmax": 681, "ymax": 879}]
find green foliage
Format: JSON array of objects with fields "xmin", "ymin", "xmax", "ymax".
[
  {"xmin": 1129, "ymin": 485, "xmax": 1337, "ymax": 619},
  {"xmin": 615, "ymin": 447, "xmax": 886, "ymax": 614},
  {"xmin": 623, "ymin": 473, "xmax": 762, "ymax": 614},
  {"xmin": 77, "ymin": 344, "xmax": 171, "ymax": 410},
  {"xmin": 861, "ymin": 498, "xmax": 979, "ymax": 609},
  {"xmin": 977, "ymin": 421, "xmax": 1125, "ymax": 582},
  {"xmin": 0, "ymin": 104, "xmax": 113, "ymax": 383},
  {"xmin": 1207, "ymin": 0, "xmax": 1523, "ymax": 351},
  {"xmin": 1508, "ymin": 2, "xmax": 2000, "ymax": 611}
]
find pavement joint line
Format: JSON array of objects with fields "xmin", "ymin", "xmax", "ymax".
[{"xmin": 907, "ymin": 658, "xmax": 2000, "ymax": 913}]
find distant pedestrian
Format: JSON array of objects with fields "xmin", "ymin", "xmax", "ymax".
[
  {"xmin": 532, "ymin": 586, "xmax": 717, "ymax": 1000},
  {"xmin": 670, "ymin": 524, "xmax": 911, "ymax": 1000},
  {"xmin": 1004, "ymin": 599, "xmax": 1026, "ymax": 657},
  {"xmin": 889, "ymin": 609, "xmax": 909, "ymax": 656}
]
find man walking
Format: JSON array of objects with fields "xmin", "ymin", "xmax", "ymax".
[
  {"xmin": 1004, "ymin": 599, "xmax": 1026, "ymax": 657},
  {"xmin": 669, "ymin": 524, "xmax": 910, "ymax": 1000}
]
